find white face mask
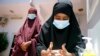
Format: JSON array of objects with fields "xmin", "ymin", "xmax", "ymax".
[
  {"xmin": 28, "ymin": 14, "xmax": 36, "ymax": 20},
  {"xmin": 53, "ymin": 19, "xmax": 70, "ymax": 29}
]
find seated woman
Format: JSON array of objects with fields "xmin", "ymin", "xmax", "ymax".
[
  {"xmin": 37, "ymin": 2, "xmax": 85, "ymax": 56},
  {"xmin": 11, "ymin": 8, "xmax": 41, "ymax": 56}
]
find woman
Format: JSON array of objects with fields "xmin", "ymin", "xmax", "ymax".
[
  {"xmin": 11, "ymin": 8, "xmax": 41, "ymax": 56},
  {"xmin": 37, "ymin": 2, "xmax": 85, "ymax": 56}
]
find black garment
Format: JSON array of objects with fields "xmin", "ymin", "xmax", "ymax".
[
  {"xmin": 52, "ymin": 24, "xmax": 69, "ymax": 49},
  {"xmin": 37, "ymin": 2, "xmax": 85, "ymax": 56}
]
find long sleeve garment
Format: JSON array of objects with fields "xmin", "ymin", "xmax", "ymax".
[{"xmin": 11, "ymin": 8, "xmax": 41, "ymax": 56}]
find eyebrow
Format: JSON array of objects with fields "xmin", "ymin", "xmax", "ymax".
[{"xmin": 55, "ymin": 15, "xmax": 60, "ymax": 17}]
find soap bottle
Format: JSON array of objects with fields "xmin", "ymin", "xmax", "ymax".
[{"xmin": 82, "ymin": 37, "xmax": 96, "ymax": 56}]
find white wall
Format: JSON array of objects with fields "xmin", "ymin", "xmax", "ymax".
[
  {"xmin": 87, "ymin": 0, "xmax": 100, "ymax": 56},
  {"xmin": 0, "ymin": 3, "xmax": 30, "ymax": 56},
  {"xmin": 76, "ymin": 14, "xmax": 87, "ymax": 36},
  {"xmin": 0, "ymin": 17, "xmax": 27, "ymax": 56}
]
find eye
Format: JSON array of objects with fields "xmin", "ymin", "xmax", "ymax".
[
  {"xmin": 56, "ymin": 18, "xmax": 61, "ymax": 20},
  {"xmin": 63, "ymin": 18, "xmax": 69, "ymax": 20},
  {"xmin": 54, "ymin": 16, "xmax": 61, "ymax": 20},
  {"xmin": 63, "ymin": 16, "xmax": 69, "ymax": 20},
  {"xmin": 63, "ymin": 18, "xmax": 67, "ymax": 20}
]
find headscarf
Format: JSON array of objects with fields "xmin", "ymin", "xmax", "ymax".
[{"xmin": 15, "ymin": 7, "xmax": 41, "ymax": 43}]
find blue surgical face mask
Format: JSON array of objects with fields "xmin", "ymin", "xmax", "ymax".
[
  {"xmin": 53, "ymin": 19, "xmax": 70, "ymax": 29},
  {"xmin": 28, "ymin": 14, "xmax": 36, "ymax": 20}
]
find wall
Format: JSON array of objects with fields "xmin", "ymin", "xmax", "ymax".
[
  {"xmin": 87, "ymin": 0, "xmax": 100, "ymax": 56},
  {"xmin": 0, "ymin": 18, "xmax": 25, "ymax": 56},
  {"xmin": 0, "ymin": 3, "xmax": 30, "ymax": 56}
]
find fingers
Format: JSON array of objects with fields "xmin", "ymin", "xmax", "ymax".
[
  {"xmin": 21, "ymin": 41, "xmax": 31, "ymax": 51},
  {"xmin": 27, "ymin": 41, "xmax": 31, "ymax": 44},
  {"xmin": 26, "ymin": 41, "xmax": 31, "ymax": 46},
  {"xmin": 49, "ymin": 42, "xmax": 53, "ymax": 50},
  {"xmin": 41, "ymin": 49, "xmax": 52, "ymax": 56},
  {"xmin": 48, "ymin": 42, "xmax": 53, "ymax": 51},
  {"xmin": 62, "ymin": 43, "xmax": 69, "ymax": 53},
  {"xmin": 21, "ymin": 42, "xmax": 27, "ymax": 51},
  {"xmin": 61, "ymin": 43, "xmax": 66, "ymax": 52},
  {"xmin": 41, "ymin": 42, "xmax": 53, "ymax": 56},
  {"xmin": 61, "ymin": 44, "xmax": 72, "ymax": 56},
  {"xmin": 41, "ymin": 50, "xmax": 47, "ymax": 56}
]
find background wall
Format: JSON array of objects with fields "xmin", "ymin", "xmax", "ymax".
[
  {"xmin": 87, "ymin": 0, "xmax": 100, "ymax": 56},
  {"xmin": 0, "ymin": 3, "xmax": 30, "ymax": 56}
]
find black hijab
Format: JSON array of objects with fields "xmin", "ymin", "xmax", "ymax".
[{"xmin": 38, "ymin": 2, "xmax": 84, "ymax": 53}]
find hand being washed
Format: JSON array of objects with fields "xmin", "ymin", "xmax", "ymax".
[
  {"xmin": 60, "ymin": 44, "xmax": 75, "ymax": 56},
  {"xmin": 41, "ymin": 42, "xmax": 75, "ymax": 56},
  {"xmin": 41, "ymin": 42, "xmax": 54, "ymax": 56}
]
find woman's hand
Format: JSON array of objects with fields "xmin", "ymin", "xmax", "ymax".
[
  {"xmin": 41, "ymin": 42, "xmax": 53, "ymax": 56},
  {"xmin": 21, "ymin": 41, "xmax": 32, "ymax": 51},
  {"xmin": 60, "ymin": 44, "xmax": 75, "ymax": 56}
]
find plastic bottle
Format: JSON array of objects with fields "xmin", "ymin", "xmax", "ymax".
[{"xmin": 82, "ymin": 37, "xmax": 96, "ymax": 56}]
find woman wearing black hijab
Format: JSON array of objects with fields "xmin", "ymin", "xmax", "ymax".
[{"xmin": 37, "ymin": 2, "xmax": 85, "ymax": 56}]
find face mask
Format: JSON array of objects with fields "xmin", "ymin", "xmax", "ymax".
[
  {"xmin": 28, "ymin": 14, "xmax": 36, "ymax": 20},
  {"xmin": 53, "ymin": 19, "xmax": 70, "ymax": 29}
]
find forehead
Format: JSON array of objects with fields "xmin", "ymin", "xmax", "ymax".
[
  {"xmin": 28, "ymin": 9, "xmax": 37, "ymax": 14},
  {"xmin": 54, "ymin": 13, "xmax": 69, "ymax": 17}
]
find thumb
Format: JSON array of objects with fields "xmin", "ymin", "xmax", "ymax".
[
  {"xmin": 61, "ymin": 43, "xmax": 68, "ymax": 52},
  {"xmin": 26, "ymin": 41, "xmax": 31, "ymax": 46},
  {"xmin": 47, "ymin": 42, "xmax": 53, "ymax": 51}
]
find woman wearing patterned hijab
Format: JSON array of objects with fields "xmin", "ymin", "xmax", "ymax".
[{"xmin": 11, "ymin": 8, "xmax": 41, "ymax": 56}]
